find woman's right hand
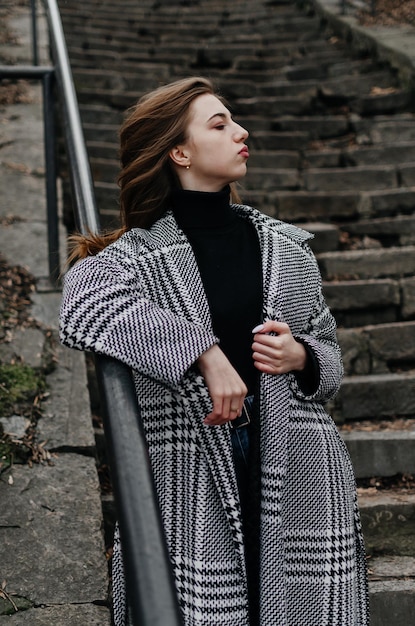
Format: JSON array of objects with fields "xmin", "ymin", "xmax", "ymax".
[{"xmin": 196, "ymin": 345, "xmax": 247, "ymax": 426}]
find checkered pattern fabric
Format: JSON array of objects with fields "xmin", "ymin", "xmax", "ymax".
[{"xmin": 60, "ymin": 205, "xmax": 369, "ymax": 626}]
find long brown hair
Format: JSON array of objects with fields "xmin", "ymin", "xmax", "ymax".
[{"xmin": 68, "ymin": 76, "xmax": 241, "ymax": 262}]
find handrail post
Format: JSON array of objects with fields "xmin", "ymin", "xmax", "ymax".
[
  {"xmin": 30, "ymin": 0, "xmax": 39, "ymax": 66},
  {"xmin": 0, "ymin": 65, "xmax": 59, "ymax": 285},
  {"xmin": 42, "ymin": 70, "xmax": 60, "ymax": 284}
]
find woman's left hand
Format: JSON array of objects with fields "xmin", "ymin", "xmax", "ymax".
[{"xmin": 252, "ymin": 321, "xmax": 307, "ymax": 375}]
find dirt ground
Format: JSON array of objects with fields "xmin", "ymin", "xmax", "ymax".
[{"xmin": 358, "ymin": 0, "xmax": 415, "ymax": 26}]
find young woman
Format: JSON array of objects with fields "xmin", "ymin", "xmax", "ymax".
[{"xmin": 60, "ymin": 77, "xmax": 369, "ymax": 626}]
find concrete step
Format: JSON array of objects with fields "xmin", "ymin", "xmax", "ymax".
[
  {"xmin": 359, "ymin": 490, "xmax": 415, "ymax": 555},
  {"xmin": 248, "ymin": 150, "xmax": 300, "ymax": 169},
  {"xmin": 79, "ymin": 103, "xmax": 124, "ymax": 126},
  {"xmin": 369, "ymin": 555, "xmax": 415, "ymax": 626},
  {"xmin": 357, "ymin": 492, "xmax": 415, "ymax": 623},
  {"xmin": 342, "ymin": 215, "xmax": 415, "ymax": 247},
  {"xmin": 355, "ymin": 115, "xmax": 415, "ymax": 143},
  {"xmin": 317, "ymin": 246, "xmax": 415, "ymax": 280},
  {"xmin": 298, "ymin": 221, "xmax": 340, "ymax": 253},
  {"xmin": 324, "ymin": 278, "xmax": 403, "ymax": 328},
  {"xmin": 248, "ymin": 129, "xmax": 310, "ymax": 149},
  {"xmin": 267, "ymin": 115, "xmax": 351, "ymax": 138},
  {"xmin": 303, "ymin": 164, "xmax": 398, "ymax": 192},
  {"xmin": 350, "ymin": 89, "xmax": 415, "ymax": 116},
  {"xmin": 325, "ymin": 276, "xmax": 415, "ymax": 328},
  {"xmin": 343, "ymin": 426, "xmax": 415, "ymax": 478},
  {"xmin": 305, "ymin": 142, "xmax": 415, "ymax": 168},
  {"xmin": 333, "ymin": 370, "xmax": 415, "ymax": 421},
  {"xmin": 273, "ymin": 187, "xmax": 415, "ymax": 223},
  {"xmin": 244, "ymin": 167, "xmax": 300, "ymax": 191},
  {"xmin": 83, "ymin": 123, "xmax": 118, "ymax": 144},
  {"xmin": 59, "ymin": 14, "xmax": 321, "ymax": 37},
  {"xmin": 337, "ymin": 320, "xmax": 415, "ymax": 375},
  {"xmin": 62, "ymin": 37, "xmax": 350, "ymax": 64},
  {"xmin": 234, "ymin": 95, "xmax": 316, "ymax": 117},
  {"xmin": 73, "ymin": 66, "xmax": 170, "ymax": 93}
]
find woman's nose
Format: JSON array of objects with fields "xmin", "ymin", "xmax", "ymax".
[{"xmin": 234, "ymin": 122, "xmax": 249, "ymax": 141}]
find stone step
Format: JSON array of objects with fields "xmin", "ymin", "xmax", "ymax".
[
  {"xmin": 273, "ymin": 187, "xmax": 415, "ymax": 223},
  {"xmin": 59, "ymin": 14, "xmax": 321, "ymax": 36},
  {"xmin": 333, "ymin": 370, "xmax": 415, "ymax": 421},
  {"xmin": 342, "ymin": 215, "xmax": 415, "ymax": 247},
  {"xmin": 328, "ymin": 277, "xmax": 415, "ymax": 328},
  {"xmin": 234, "ymin": 95, "xmax": 316, "ymax": 117},
  {"xmin": 77, "ymin": 87, "xmax": 145, "ymax": 109},
  {"xmin": 68, "ymin": 45, "xmax": 216, "ymax": 71},
  {"xmin": 324, "ymin": 279, "xmax": 401, "ymax": 321},
  {"xmin": 245, "ymin": 79, "xmax": 318, "ymax": 99},
  {"xmin": 248, "ymin": 129, "xmax": 310, "ymax": 149},
  {"xmin": 358, "ymin": 493, "xmax": 415, "ymax": 623},
  {"xmin": 342, "ymin": 426, "xmax": 415, "ymax": 478},
  {"xmin": 89, "ymin": 157, "xmax": 119, "ymax": 184},
  {"xmin": 73, "ymin": 67, "xmax": 170, "ymax": 93},
  {"xmin": 317, "ymin": 246, "xmax": 415, "ymax": 280},
  {"xmin": 369, "ymin": 555, "xmax": 415, "ymax": 626},
  {"xmin": 248, "ymin": 150, "xmax": 300, "ymax": 169},
  {"xmin": 337, "ymin": 319, "xmax": 415, "ymax": 376},
  {"xmin": 351, "ymin": 90, "xmax": 415, "ymax": 116},
  {"xmin": 298, "ymin": 221, "xmax": 340, "ymax": 253},
  {"xmin": 83, "ymin": 123, "xmax": 118, "ymax": 144},
  {"xmin": 79, "ymin": 104, "xmax": 124, "ymax": 126},
  {"xmin": 244, "ymin": 167, "xmax": 300, "ymax": 191},
  {"xmin": 323, "ymin": 278, "xmax": 404, "ymax": 328},
  {"xmin": 303, "ymin": 164, "xmax": 398, "ymax": 192},
  {"xmin": 359, "ymin": 491, "xmax": 415, "ymax": 555},
  {"xmin": 62, "ymin": 37, "xmax": 351, "ymax": 63},
  {"xmin": 269, "ymin": 115, "xmax": 350, "ymax": 137},
  {"xmin": 355, "ymin": 115, "xmax": 415, "ymax": 144},
  {"xmin": 305, "ymin": 142, "xmax": 415, "ymax": 168}
]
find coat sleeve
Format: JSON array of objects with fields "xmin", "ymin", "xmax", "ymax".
[
  {"xmin": 59, "ymin": 254, "xmax": 218, "ymax": 388},
  {"xmin": 290, "ymin": 249, "xmax": 343, "ymax": 404}
]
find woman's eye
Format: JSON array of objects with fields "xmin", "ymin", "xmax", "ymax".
[{"xmin": 215, "ymin": 125, "xmax": 225, "ymax": 130}]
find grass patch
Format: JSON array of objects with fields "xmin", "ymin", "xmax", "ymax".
[{"xmin": 0, "ymin": 363, "xmax": 44, "ymax": 415}]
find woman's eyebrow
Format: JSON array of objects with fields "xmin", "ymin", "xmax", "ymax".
[{"xmin": 207, "ymin": 112, "xmax": 231, "ymax": 122}]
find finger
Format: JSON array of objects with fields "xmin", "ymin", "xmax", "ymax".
[
  {"xmin": 253, "ymin": 321, "xmax": 289, "ymax": 335},
  {"xmin": 253, "ymin": 360, "xmax": 279, "ymax": 374},
  {"xmin": 252, "ymin": 339, "xmax": 281, "ymax": 358},
  {"xmin": 253, "ymin": 350, "xmax": 278, "ymax": 365}
]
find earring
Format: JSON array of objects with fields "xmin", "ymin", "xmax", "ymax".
[{"xmin": 186, "ymin": 164, "xmax": 190, "ymax": 170}]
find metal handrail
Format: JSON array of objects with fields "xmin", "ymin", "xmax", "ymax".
[
  {"xmin": 38, "ymin": 1, "xmax": 183, "ymax": 624},
  {"xmin": 0, "ymin": 63, "xmax": 59, "ymax": 284}
]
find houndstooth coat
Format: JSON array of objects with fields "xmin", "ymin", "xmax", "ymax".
[{"xmin": 60, "ymin": 204, "xmax": 369, "ymax": 626}]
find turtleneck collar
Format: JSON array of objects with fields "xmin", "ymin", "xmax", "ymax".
[{"xmin": 170, "ymin": 185, "xmax": 237, "ymax": 230}]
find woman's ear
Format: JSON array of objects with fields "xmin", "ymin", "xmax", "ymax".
[{"xmin": 169, "ymin": 145, "xmax": 191, "ymax": 169}]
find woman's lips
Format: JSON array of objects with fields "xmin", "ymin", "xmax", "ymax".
[{"xmin": 239, "ymin": 146, "xmax": 249, "ymax": 158}]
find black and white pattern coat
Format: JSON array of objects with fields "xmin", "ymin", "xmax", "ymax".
[{"xmin": 60, "ymin": 204, "xmax": 369, "ymax": 626}]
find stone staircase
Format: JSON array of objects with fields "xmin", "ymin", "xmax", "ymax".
[{"xmin": 57, "ymin": 0, "xmax": 415, "ymax": 621}]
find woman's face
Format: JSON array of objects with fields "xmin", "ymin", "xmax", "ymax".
[{"xmin": 171, "ymin": 93, "xmax": 249, "ymax": 192}]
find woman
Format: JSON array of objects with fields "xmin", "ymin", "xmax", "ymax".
[{"xmin": 60, "ymin": 77, "xmax": 369, "ymax": 626}]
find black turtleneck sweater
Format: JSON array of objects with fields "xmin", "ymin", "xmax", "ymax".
[{"xmin": 171, "ymin": 186, "xmax": 263, "ymax": 396}]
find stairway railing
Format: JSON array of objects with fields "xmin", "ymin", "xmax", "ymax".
[{"xmin": 1, "ymin": 1, "xmax": 183, "ymax": 624}]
